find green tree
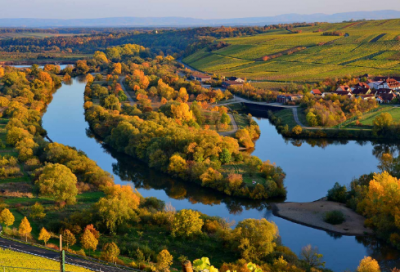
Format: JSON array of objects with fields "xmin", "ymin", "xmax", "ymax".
[
  {"xmin": 102, "ymin": 94, "xmax": 120, "ymax": 111},
  {"xmin": 231, "ymin": 218, "xmax": 278, "ymax": 261},
  {"xmin": 220, "ymin": 148, "xmax": 231, "ymax": 164},
  {"xmin": 35, "ymin": 163, "xmax": 78, "ymax": 205},
  {"xmin": 171, "ymin": 209, "xmax": 204, "ymax": 237},
  {"xmin": 220, "ymin": 113, "xmax": 231, "ymax": 125}
]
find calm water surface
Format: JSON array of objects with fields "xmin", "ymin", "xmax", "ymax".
[{"xmin": 42, "ymin": 78, "xmax": 400, "ymax": 272}]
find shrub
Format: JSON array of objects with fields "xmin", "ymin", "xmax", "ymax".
[
  {"xmin": 327, "ymin": 182, "xmax": 347, "ymax": 203},
  {"xmin": 324, "ymin": 210, "xmax": 345, "ymax": 225}
]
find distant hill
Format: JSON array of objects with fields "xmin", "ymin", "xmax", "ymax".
[{"xmin": 1, "ymin": 10, "xmax": 400, "ymax": 27}]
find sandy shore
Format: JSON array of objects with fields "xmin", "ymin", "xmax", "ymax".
[{"xmin": 272, "ymin": 199, "xmax": 373, "ymax": 236}]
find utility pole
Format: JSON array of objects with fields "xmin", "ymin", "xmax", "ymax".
[{"xmin": 59, "ymin": 234, "xmax": 62, "ymax": 251}]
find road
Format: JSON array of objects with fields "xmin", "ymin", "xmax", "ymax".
[
  {"xmin": 119, "ymin": 76, "xmax": 135, "ymax": 106},
  {"xmin": 0, "ymin": 237, "xmax": 133, "ymax": 272}
]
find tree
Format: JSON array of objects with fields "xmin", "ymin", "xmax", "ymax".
[
  {"xmin": 292, "ymin": 125, "xmax": 302, "ymax": 135},
  {"xmin": 19, "ymin": 217, "xmax": 32, "ymax": 242},
  {"xmin": 113, "ymin": 63, "xmax": 122, "ymax": 75},
  {"xmin": 157, "ymin": 249, "xmax": 173, "ymax": 272},
  {"xmin": 220, "ymin": 148, "xmax": 231, "ymax": 164},
  {"xmin": 30, "ymin": 202, "xmax": 46, "ymax": 219},
  {"xmin": 81, "ymin": 228, "xmax": 98, "ymax": 254},
  {"xmin": 171, "ymin": 209, "xmax": 204, "ymax": 237},
  {"xmin": 0, "ymin": 208, "xmax": 14, "ymax": 227},
  {"xmin": 171, "ymin": 103, "xmax": 193, "ymax": 122},
  {"xmin": 373, "ymin": 112, "xmax": 393, "ymax": 136},
  {"xmin": 101, "ymin": 242, "xmax": 120, "ymax": 263},
  {"xmin": 357, "ymin": 256, "xmax": 380, "ymax": 272},
  {"xmin": 84, "ymin": 224, "xmax": 100, "ymax": 239},
  {"xmin": 93, "ymin": 51, "xmax": 109, "ymax": 64},
  {"xmin": 220, "ymin": 113, "xmax": 230, "ymax": 126},
  {"xmin": 96, "ymin": 185, "xmax": 140, "ymax": 233},
  {"xmin": 231, "ymin": 218, "xmax": 278, "ymax": 262},
  {"xmin": 39, "ymin": 227, "xmax": 51, "ymax": 246},
  {"xmin": 35, "ymin": 163, "xmax": 78, "ymax": 205},
  {"xmin": 102, "ymin": 94, "xmax": 120, "ymax": 111},
  {"xmin": 86, "ymin": 74, "xmax": 94, "ymax": 83},
  {"xmin": 300, "ymin": 245, "xmax": 325, "ymax": 268},
  {"xmin": 63, "ymin": 229, "xmax": 76, "ymax": 249},
  {"xmin": 306, "ymin": 111, "xmax": 318, "ymax": 127}
]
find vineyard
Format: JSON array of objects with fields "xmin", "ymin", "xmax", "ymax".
[
  {"xmin": 183, "ymin": 19, "xmax": 400, "ymax": 82},
  {"xmin": 0, "ymin": 248, "xmax": 93, "ymax": 271}
]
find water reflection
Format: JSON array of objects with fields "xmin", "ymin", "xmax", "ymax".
[{"xmin": 42, "ymin": 77, "xmax": 400, "ymax": 271}]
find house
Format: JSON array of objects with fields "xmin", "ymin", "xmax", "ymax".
[
  {"xmin": 368, "ymin": 80, "xmax": 382, "ymax": 90},
  {"xmin": 336, "ymin": 85, "xmax": 351, "ymax": 92},
  {"xmin": 191, "ymin": 73, "xmax": 212, "ymax": 82},
  {"xmin": 377, "ymin": 93, "xmax": 396, "ymax": 103},
  {"xmin": 378, "ymin": 78, "xmax": 400, "ymax": 90},
  {"xmin": 277, "ymin": 94, "xmax": 303, "ymax": 104},
  {"xmin": 222, "ymin": 81, "xmax": 243, "ymax": 88},
  {"xmin": 360, "ymin": 94, "xmax": 375, "ymax": 101},
  {"xmin": 334, "ymin": 91, "xmax": 353, "ymax": 97},
  {"xmin": 310, "ymin": 89, "xmax": 322, "ymax": 95},
  {"xmin": 375, "ymin": 88, "xmax": 393, "ymax": 96},
  {"xmin": 352, "ymin": 83, "xmax": 371, "ymax": 96},
  {"xmin": 226, "ymin": 76, "xmax": 245, "ymax": 83}
]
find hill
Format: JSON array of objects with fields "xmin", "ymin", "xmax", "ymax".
[
  {"xmin": 1, "ymin": 10, "xmax": 400, "ymax": 27},
  {"xmin": 183, "ymin": 19, "xmax": 400, "ymax": 82}
]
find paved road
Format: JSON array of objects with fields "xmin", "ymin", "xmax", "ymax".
[
  {"xmin": 0, "ymin": 237, "xmax": 132, "ymax": 272},
  {"xmin": 119, "ymin": 76, "xmax": 135, "ymax": 106}
]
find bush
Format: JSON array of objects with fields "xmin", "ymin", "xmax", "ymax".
[
  {"xmin": 324, "ymin": 210, "xmax": 345, "ymax": 225},
  {"xmin": 327, "ymin": 182, "xmax": 347, "ymax": 203}
]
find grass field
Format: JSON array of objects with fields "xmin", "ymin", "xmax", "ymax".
[
  {"xmin": 344, "ymin": 106, "xmax": 400, "ymax": 128},
  {"xmin": 183, "ymin": 19, "xmax": 400, "ymax": 82}
]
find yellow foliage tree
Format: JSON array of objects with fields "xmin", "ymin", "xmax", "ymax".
[
  {"xmin": 157, "ymin": 249, "xmax": 173, "ymax": 272},
  {"xmin": 357, "ymin": 256, "xmax": 380, "ymax": 272},
  {"xmin": 0, "ymin": 208, "xmax": 15, "ymax": 227},
  {"xmin": 171, "ymin": 103, "xmax": 193, "ymax": 122},
  {"xmin": 19, "ymin": 217, "xmax": 32, "ymax": 242},
  {"xmin": 81, "ymin": 228, "xmax": 98, "ymax": 254},
  {"xmin": 171, "ymin": 209, "xmax": 203, "ymax": 237},
  {"xmin": 113, "ymin": 63, "xmax": 122, "ymax": 75},
  {"xmin": 39, "ymin": 227, "xmax": 51, "ymax": 246}
]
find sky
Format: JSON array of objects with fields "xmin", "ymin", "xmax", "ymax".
[{"xmin": 1, "ymin": 0, "xmax": 400, "ymax": 19}]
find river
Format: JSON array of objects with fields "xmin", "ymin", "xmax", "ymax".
[{"xmin": 42, "ymin": 78, "xmax": 400, "ymax": 272}]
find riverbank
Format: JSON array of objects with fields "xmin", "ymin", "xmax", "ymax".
[{"xmin": 271, "ymin": 199, "xmax": 373, "ymax": 236}]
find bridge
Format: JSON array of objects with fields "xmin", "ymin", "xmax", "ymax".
[{"xmin": 221, "ymin": 95, "xmax": 299, "ymax": 111}]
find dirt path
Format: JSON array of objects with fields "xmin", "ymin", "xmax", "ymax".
[
  {"xmin": 272, "ymin": 199, "xmax": 373, "ymax": 236},
  {"xmin": 119, "ymin": 76, "xmax": 135, "ymax": 106},
  {"xmin": 219, "ymin": 113, "xmax": 238, "ymax": 136}
]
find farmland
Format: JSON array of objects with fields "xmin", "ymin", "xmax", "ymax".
[{"xmin": 183, "ymin": 19, "xmax": 400, "ymax": 82}]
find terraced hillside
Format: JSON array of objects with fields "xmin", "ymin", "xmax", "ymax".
[{"xmin": 183, "ymin": 19, "xmax": 400, "ymax": 82}]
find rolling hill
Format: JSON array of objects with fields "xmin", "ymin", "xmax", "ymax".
[{"xmin": 183, "ymin": 19, "xmax": 400, "ymax": 83}]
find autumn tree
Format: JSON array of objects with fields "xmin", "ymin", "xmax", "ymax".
[
  {"xmin": 171, "ymin": 209, "xmax": 204, "ymax": 237},
  {"xmin": 39, "ymin": 227, "xmax": 51, "ymax": 246},
  {"xmin": 86, "ymin": 74, "xmax": 94, "ymax": 83},
  {"xmin": 113, "ymin": 63, "xmax": 122, "ymax": 75},
  {"xmin": 231, "ymin": 218, "xmax": 278, "ymax": 261},
  {"xmin": 81, "ymin": 228, "xmax": 98, "ymax": 254},
  {"xmin": 171, "ymin": 103, "xmax": 193, "ymax": 122},
  {"xmin": 63, "ymin": 229, "xmax": 76, "ymax": 249},
  {"xmin": 84, "ymin": 224, "xmax": 100, "ymax": 239},
  {"xmin": 94, "ymin": 51, "xmax": 109, "ymax": 64},
  {"xmin": 96, "ymin": 185, "xmax": 140, "ymax": 232},
  {"xmin": 300, "ymin": 245, "xmax": 325, "ymax": 268},
  {"xmin": 373, "ymin": 112, "xmax": 393, "ymax": 136},
  {"xmin": 292, "ymin": 125, "xmax": 302, "ymax": 135},
  {"xmin": 157, "ymin": 249, "xmax": 173, "ymax": 272},
  {"xmin": 101, "ymin": 242, "xmax": 120, "ymax": 263},
  {"xmin": 30, "ymin": 202, "xmax": 46, "ymax": 219},
  {"xmin": 357, "ymin": 256, "xmax": 380, "ymax": 272},
  {"xmin": 19, "ymin": 217, "xmax": 32, "ymax": 242},
  {"xmin": 35, "ymin": 163, "xmax": 78, "ymax": 205},
  {"xmin": 102, "ymin": 94, "xmax": 120, "ymax": 111},
  {"xmin": 0, "ymin": 208, "xmax": 15, "ymax": 227}
]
